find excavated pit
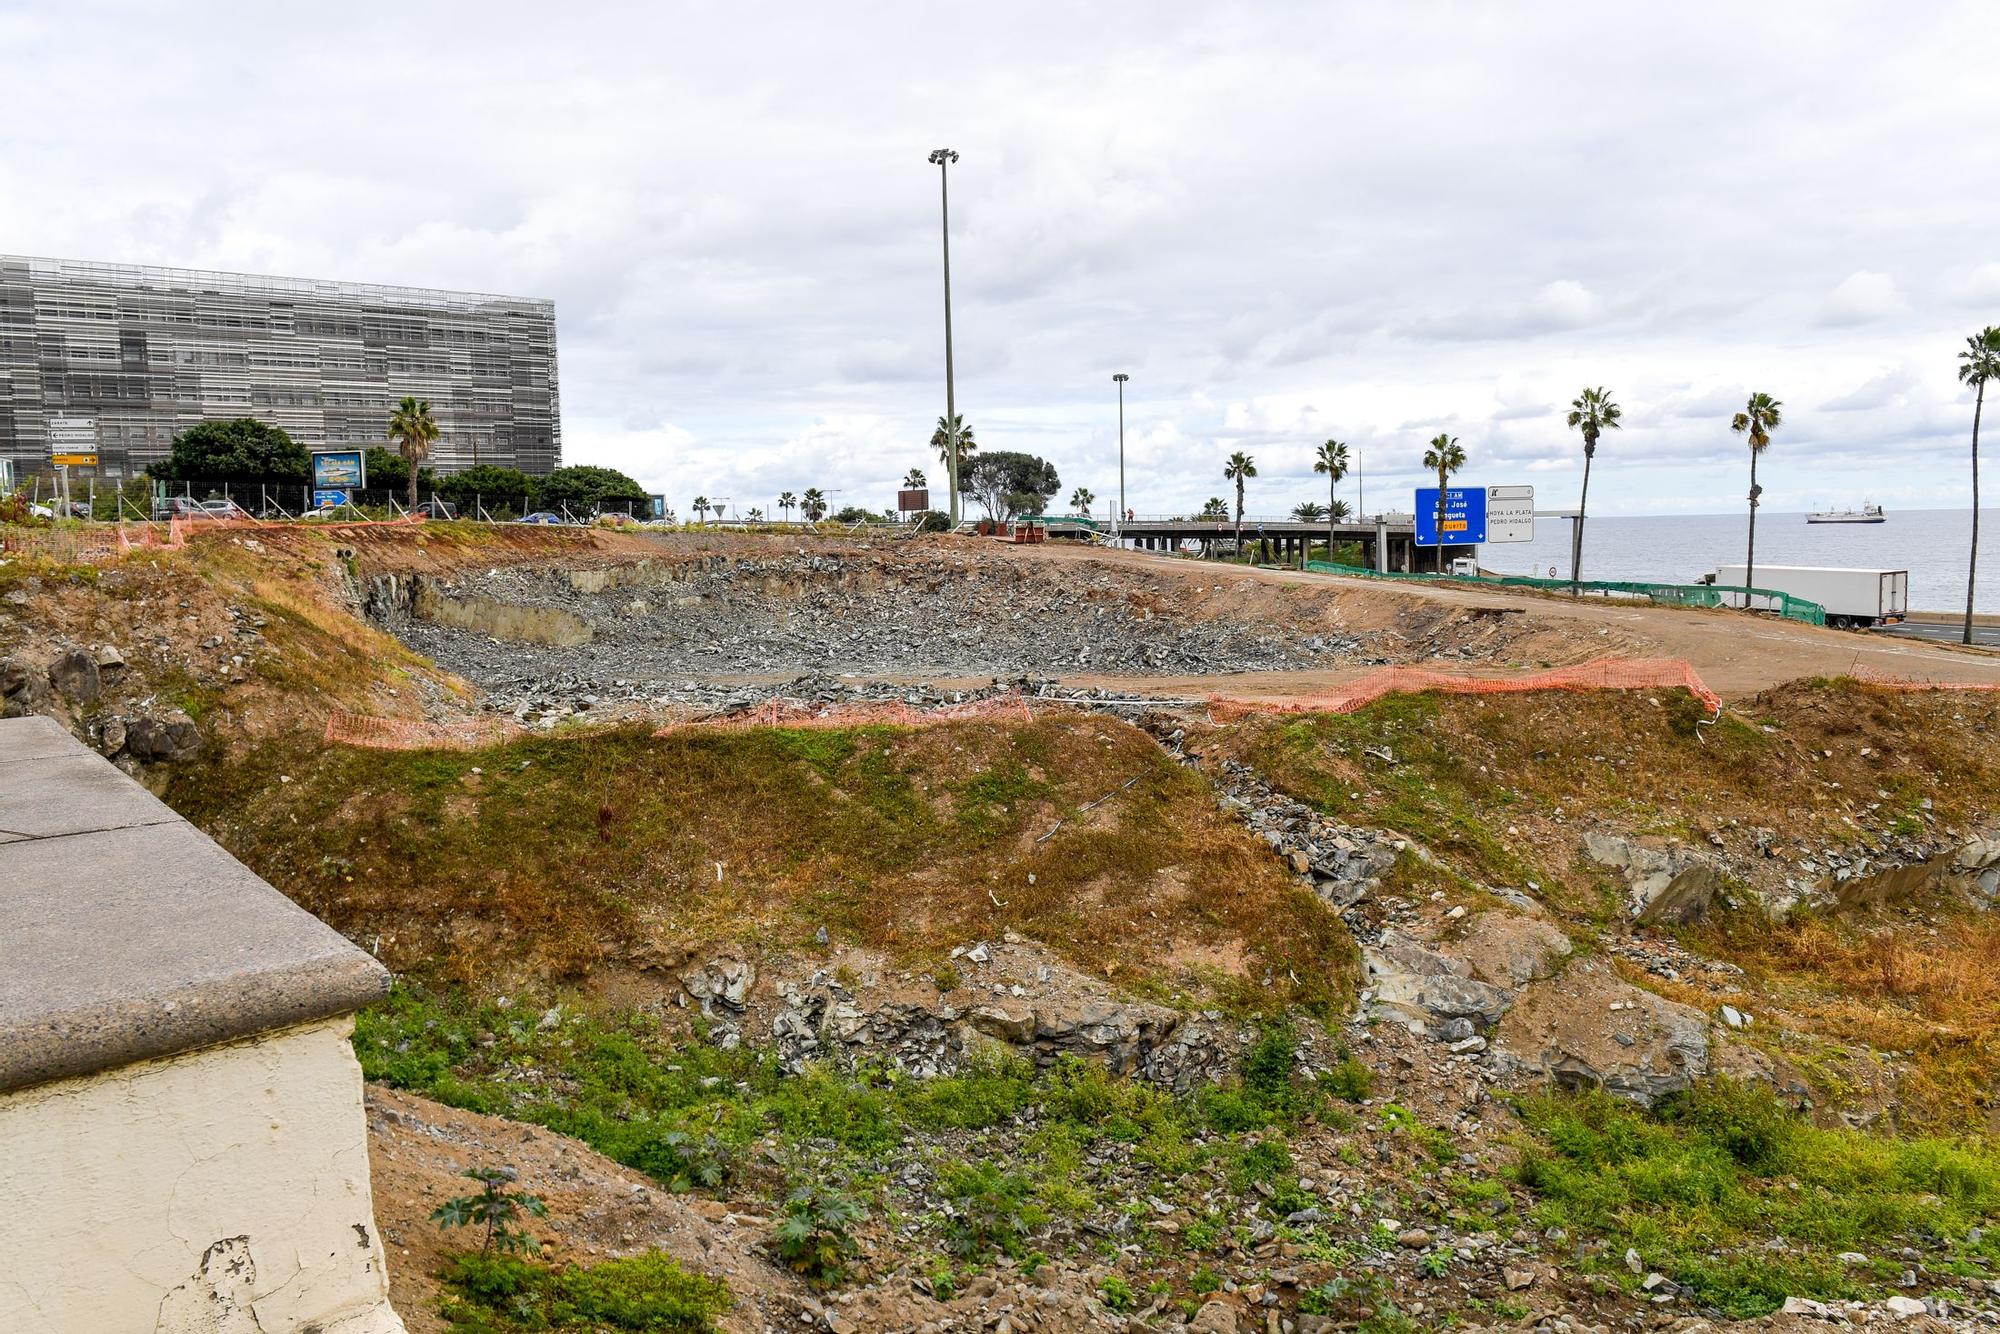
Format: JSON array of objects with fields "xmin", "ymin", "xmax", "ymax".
[{"xmin": 364, "ymin": 547, "xmax": 1391, "ymax": 714}]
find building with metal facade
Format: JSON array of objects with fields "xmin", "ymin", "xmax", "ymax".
[{"xmin": 0, "ymin": 255, "xmax": 560, "ymax": 482}]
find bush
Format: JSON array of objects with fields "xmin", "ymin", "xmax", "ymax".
[
  {"xmin": 939, "ymin": 1161, "xmax": 1044, "ymax": 1258},
  {"xmin": 1098, "ymin": 1273, "xmax": 1137, "ymax": 1312},
  {"xmin": 1319, "ymin": 1050, "xmax": 1374, "ymax": 1103},
  {"xmin": 913, "ymin": 510, "xmax": 951, "ymax": 533},
  {"xmin": 773, "ymin": 1181, "xmax": 865, "ymax": 1284},
  {"xmin": 440, "ymin": 1251, "xmax": 731, "ymax": 1332}
]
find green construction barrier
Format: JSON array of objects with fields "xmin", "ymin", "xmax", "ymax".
[{"xmin": 1301, "ymin": 561, "xmax": 1826, "ymax": 627}]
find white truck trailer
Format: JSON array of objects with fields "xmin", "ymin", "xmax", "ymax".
[{"xmin": 1703, "ymin": 564, "xmax": 1909, "ymax": 628}]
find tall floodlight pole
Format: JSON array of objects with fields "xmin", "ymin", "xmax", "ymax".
[
  {"xmin": 1113, "ymin": 373, "xmax": 1129, "ymax": 546},
  {"xmin": 929, "ymin": 148, "xmax": 962, "ymax": 525}
]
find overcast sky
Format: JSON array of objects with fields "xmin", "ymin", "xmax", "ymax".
[{"xmin": 7, "ymin": 1, "xmax": 2000, "ymax": 519}]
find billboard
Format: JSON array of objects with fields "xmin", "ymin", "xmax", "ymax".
[
  {"xmin": 311, "ymin": 449, "xmax": 367, "ymax": 490},
  {"xmin": 1486, "ymin": 485, "xmax": 1534, "ymax": 543},
  {"xmin": 897, "ymin": 488, "xmax": 930, "ymax": 513},
  {"xmin": 650, "ymin": 494, "xmax": 667, "ymax": 520},
  {"xmin": 1413, "ymin": 486, "xmax": 1487, "ymax": 545}
]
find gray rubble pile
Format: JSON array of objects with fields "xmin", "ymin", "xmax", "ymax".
[{"xmin": 371, "ymin": 553, "xmax": 1369, "ymax": 708}]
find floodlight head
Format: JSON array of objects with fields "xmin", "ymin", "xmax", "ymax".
[
  {"xmin": 1112, "ymin": 373, "xmax": 1129, "ymax": 383},
  {"xmin": 928, "ymin": 148, "xmax": 959, "ymax": 165}
]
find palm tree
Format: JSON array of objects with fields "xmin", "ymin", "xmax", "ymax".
[
  {"xmin": 1565, "ymin": 388, "xmax": 1622, "ymax": 589},
  {"xmin": 1421, "ymin": 434, "xmax": 1467, "ymax": 572},
  {"xmin": 1292, "ymin": 501, "xmax": 1329, "ymax": 522},
  {"xmin": 903, "ymin": 468, "xmax": 927, "ymax": 490},
  {"xmin": 930, "ymin": 415, "xmax": 976, "ymax": 519},
  {"xmin": 1313, "ymin": 439, "xmax": 1350, "ymax": 562},
  {"xmin": 1070, "ymin": 487, "xmax": 1094, "ymax": 517},
  {"xmin": 802, "ymin": 487, "xmax": 828, "ymax": 522},
  {"xmin": 747, "ymin": 507, "xmax": 765, "ymax": 522},
  {"xmin": 778, "ymin": 491, "xmax": 797, "ymax": 523},
  {"xmin": 1958, "ymin": 329, "xmax": 2000, "ymax": 644},
  {"xmin": 1730, "ymin": 393, "xmax": 1783, "ymax": 594},
  {"xmin": 691, "ymin": 495, "xmax": 710, "ymax": 524},
  {"xmin": 1199, "ymin": 497, "xmax": 1229, "ymax": 519},
  {"xmin": 1223, "ymin": 451, "xmax": 1257, "ymax": 555},
  {"xmin": 386, "ymin": 396, "xmax": 440, "ymax": 510}
]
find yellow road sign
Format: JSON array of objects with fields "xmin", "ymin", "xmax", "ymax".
[{"xmin": 51, "ymin": 453, "xmax": 98, "ymax": 466}]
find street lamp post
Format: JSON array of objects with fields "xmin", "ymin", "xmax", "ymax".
[
  {"xmin": 1112, "ymin": 373, "xmax": 1129, "ymax": 546},
  {"xmin": 929, "ymin": 148, "xmax": 961, "ymax": 526}
]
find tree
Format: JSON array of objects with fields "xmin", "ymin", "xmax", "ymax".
[
  {"xmin": 436, "ymin": 463, "xmax": 537, "ymax": 514},
  {"xmin": 1421, "ymin": 434, "xmax": 1467, "ymax": 572},
  {"xmin": 1199, "ymin": 496, "xmax": 1229, "ymax": 520},
  {"xmin": 903, "ymin": 468, "xmax": 927, "ymax": 489},
  {"xmin": 1223, "ymin": 451, "xmax": 1257, "ymax": 554},
  {"xmin": 748, "ymin": 507, "xmax": 765, "ymax": 521},
  {"xmin": 1730, "ymin": 393, "xmax": 1783, "ymax": 594},
  {"xmin": 1959, "ymin": 330, "xmax": 2000, "ymax": 644},
  {"xmin": 779, "ymin": 490, "xmax": 798, "ymax": 522},
  {"xmin": 1565, "ymin": 387, "xmax": 1622, "ymax": 588},
  {"xmin": 146, "ymin": 418, "xmax": 310, "ymax": 488},
  {"xmin": 801, "ymin": 487, "xmax": 828, "ymax": 521},
  {"xmin": 386, "ymin": 396, "xmax": 441, "ymax": 509},
  {"xmin": 535, "ymin": 465, "xmax": 649, "ymax": 516},
  {"xmin": 692, "ymin": 495, "xmax": 710, "ymax": 523},
  {"xmin": 1292, "ymin": 501, "xmax": 1328, "ymax": 522},
  {"xmin": 1070, "ymin": 487, "xmax": 1094, "ymax": 516},
  {"xmin": 1314, "ymin": 439, "xmax": 1350, "ymax": 564},
  {"xmin": 930, "ymin": 414, "xmax": 976, "ymax": 520},
  {"xmin": 963, "ymin": 450, "xmax": 1060, "ymax": 520}
]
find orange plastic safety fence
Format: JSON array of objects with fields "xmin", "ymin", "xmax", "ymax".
[
  {"xmin": 323, "ymin": 709, "xmax": 523, "ymax": 751},
  {"xmin": 1205, "ymin": 656, "xmax": 1726, "ymax": 720},
  {"xmin": 1, "ymin": 521, "xmax": 186, "ymax": 564},
  {"xmin": 653, "ymin": 691, "xmax": 1038, "ymax": 738},
  {"xmin": 1847, "ymin": 666, "xmax": 2000, "ymax": 694}
]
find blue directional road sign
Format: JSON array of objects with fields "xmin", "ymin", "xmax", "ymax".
[
  {"xmin": 1414, "ymin": 487, "xmax": 1488, "ymax": 546},
  {"xmin": 313, "ymin": 489, "xmax": 351, "ymax": 509}
]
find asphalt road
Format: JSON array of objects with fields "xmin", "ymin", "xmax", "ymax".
[{"xmin": 1879, "ymin": 619, "xmax": 2000, "ymax": 646}]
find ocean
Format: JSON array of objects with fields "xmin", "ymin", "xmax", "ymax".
[{"xmin": 1473, "ymin": 508, "xmax": 1998, "ymax": 612}]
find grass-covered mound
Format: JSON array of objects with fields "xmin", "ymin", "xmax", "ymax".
[{"xmin": 168, "ymin": 714, "xmax": 1354, "ymax": 1012}]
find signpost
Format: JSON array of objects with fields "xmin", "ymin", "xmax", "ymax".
[
  {"xmin": 897, "ymin": 488, "xmax": 930, "ymax": 515},
  {"xmin": 1413, "ymin": 486, "xmax": 1487, "ymax": 546},
  {"xmin": 47, "ymin": 416, "xmax": 100, "ymax": 517},
  {"xmin": 1486, "ymin": 485, "xmax": 1534, "ymax": 543}
]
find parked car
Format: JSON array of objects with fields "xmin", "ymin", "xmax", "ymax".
[
  {"xmin": 152, "ymin": 497, "xmax": 247, "ymax": 521},
  {"xmin": 516, "ymin": 511, "xmax": 567, "ymax": 524},
  {"xmin": 412, "ymin": 498, "xmax": 457, "ymax": 520}
]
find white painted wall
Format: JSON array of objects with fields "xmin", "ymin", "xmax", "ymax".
[{"xmin": 0, "ymin": 1015, "xmax": 405, "ymax": 1334}]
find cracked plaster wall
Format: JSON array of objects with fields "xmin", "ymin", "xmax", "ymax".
[{"xmin": 0, "ymin": 1015, "xmax": 404, "ymax": 1334}]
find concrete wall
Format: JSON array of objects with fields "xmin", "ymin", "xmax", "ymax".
[{"xmin": 0, "ymin": 1015, "xmax": 404, "ymax": 1334}]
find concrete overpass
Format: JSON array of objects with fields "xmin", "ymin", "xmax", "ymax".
[{"xmin": 1035, "ymin": 514, "xmax": 1475, "ymax": 572}]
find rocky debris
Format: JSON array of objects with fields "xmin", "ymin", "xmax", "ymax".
[
  {"xmin": 1581, "ymin": 831, "xmax": 1722, "ymax": 925},
  {"xmin": 94, "ymin": 642, "xmax": 126, "ymax": 676},
  {"xmin": 124, "ymin": 709, "xmax": 201, "ymax": 763},
  {"xmin": 98, "ymin": 716, "xmax": 127, "ymax": 757},
  {"xmin": 1208, "ymin": 759, "xmax": 1404, "ymax": 909},
  {"xmin": 1363, "ymin": 931, "xmax": 1515, "ymax": 1036},
  {"xmin": 681, "ymin": 956, "xmax": 757, "ymax": 1014},
  {"xmin": 0, "ymin": 654, "xmax": 49, "ymax": 717},
  {"xmin": 375, "ymin": 552, "xmax": 1372, "ymax": 710},
  {"xmin": 1493, "ymin": 957, "xmax": 1711, "ymax": 1105},
  {"xmin": 46, "ymin": 645, "xmax": 101, "ymax": 703},
  {"xmin": 1955, "ymin": 836, "xmax": 2000, "ymax": 901}
]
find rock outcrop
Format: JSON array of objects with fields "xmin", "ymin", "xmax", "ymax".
[{"xmin": 1581, "ymin": 831, "xmax": 1722, "ymax": 925}]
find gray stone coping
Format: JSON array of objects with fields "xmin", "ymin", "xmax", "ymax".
[{"xmin": 0, "ymin": 716, "xmax": 389, "ymax": 1093}]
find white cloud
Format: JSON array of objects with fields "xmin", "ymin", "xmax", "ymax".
[{"xmin": 1818, "ymin": 271, "xmax": 1909, "ymax": 326}]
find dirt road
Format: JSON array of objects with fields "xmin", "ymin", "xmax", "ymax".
[{"xmin": 1035, "ymin": 543, "xmax": 2000, "ymax": 699}]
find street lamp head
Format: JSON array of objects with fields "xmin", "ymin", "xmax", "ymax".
[
  {"xmin": 1112, "ymin": 373, "xmax": 1129, "ymax": 383},
  {"xmin": 928, "ymin": 148, "xmax": 959, "ymax": 165}
]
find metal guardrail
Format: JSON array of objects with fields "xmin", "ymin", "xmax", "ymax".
[{"xmin": 1301, "ymin": 561, "xmax": 1828, "ymax": 627}]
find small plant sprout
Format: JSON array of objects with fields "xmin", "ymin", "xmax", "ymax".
[{"xmin": 430, "ymin": 1165, "xmax": 549, "ymax": 1254}]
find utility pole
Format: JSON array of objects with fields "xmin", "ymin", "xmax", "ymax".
[
  {"xmin": 929, "ymin": 148, "xmax": 961, "ymax": 526},
  {"xmin": 1113, "ymin": 373, "xmax": 1129, "ymax": 546}
]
